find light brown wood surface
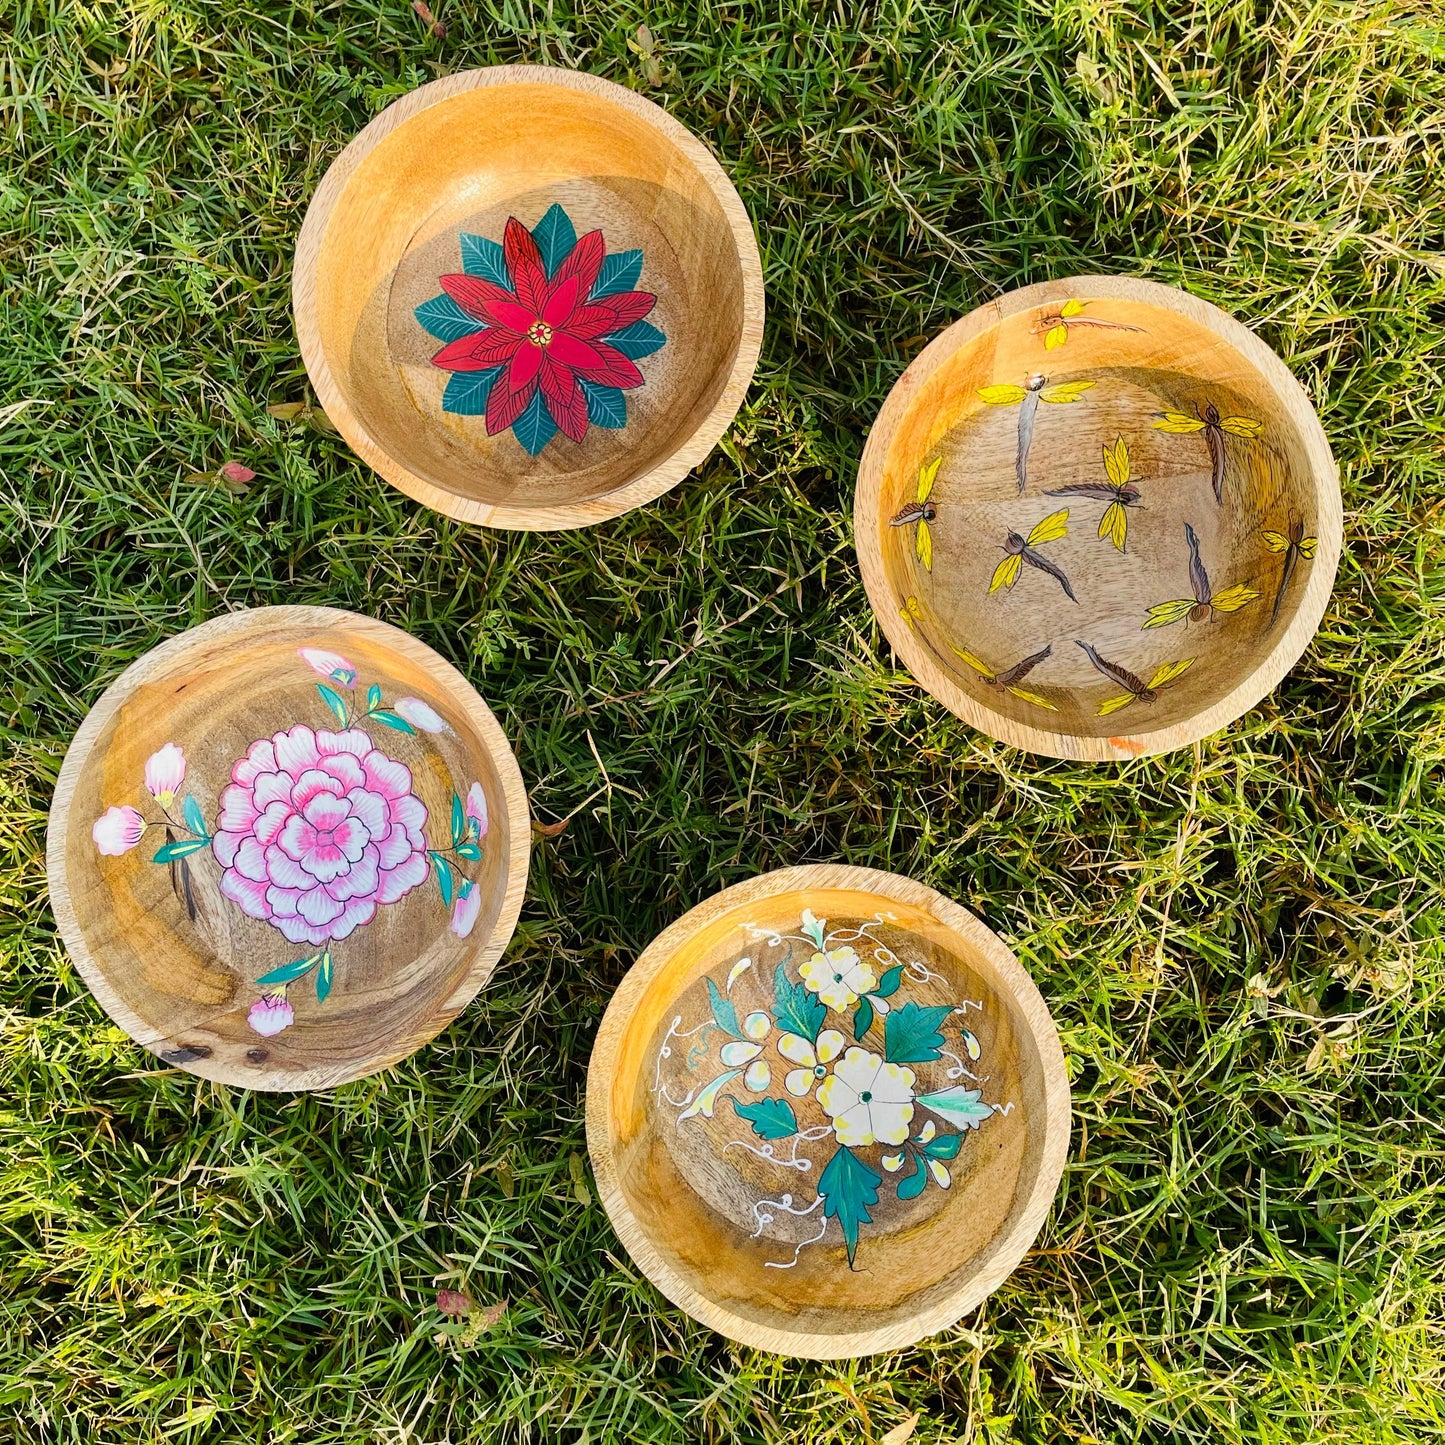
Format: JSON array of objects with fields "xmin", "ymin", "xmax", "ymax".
[
  {"xmin": 294, "ymin": 66, "xmax": 765, "ymax": 531},
  {"xmin": 46, "ymin": 607, "xmax": 530, "ymax": 1090},
  {"xmin": 855, "ymin": 277, "xmax": 1341, "ymax": 760},
  {"xmin": 586, "ymin": 865, "xmax": 1070, "ymax": 1358}
]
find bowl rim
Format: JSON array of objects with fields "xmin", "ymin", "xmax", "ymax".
[
  {"xmin": 45, "ymin": 605, "xmax": 532, "ymax": 1091},
  {"xmin": 585, "ymin": 863, "xmax": 1071, "ymax": 1358},
  {"xmin": 293, "ymin": 64, "xmax": 766, "ymax": 532},
  {"xmin": 854, "ymin": 275, "xmax": 1343, "ymax": 761}
]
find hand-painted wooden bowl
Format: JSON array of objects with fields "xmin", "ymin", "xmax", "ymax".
[
  {"xmin": 855, "ymin": 277, "xmax": 1341, "ymax": 760},
  {"xmin": 47, "ymin": 607, "xmax": 530, "ymax": 1090},
  {"xmin": 294, "ymin": 66, "xmax": 764, "ymax": 531},
  {"xmin": 586, "ymin": 865, "xmax": 1069, "ymax": 1358}
]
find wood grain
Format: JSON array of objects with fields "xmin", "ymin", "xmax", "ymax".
[
  {"xmin": 294, "ymin": 65, "xmax": 765, "ymax": 531},
  {"xmin": 46, "ymin": 607, "xmax": 531, "ymax": 1090},
  {"xmin": 855, "ymin": 277, "xmax": 1341, "ymax": 760},
  {"xmin": 586, "ymin": 864, "xmax": 1070, "ymax": 1358}
]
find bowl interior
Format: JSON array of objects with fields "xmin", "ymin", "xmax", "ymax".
[
  {"xmin": 869, "ymin": 288, "xmax": 1330, "ymax": 748},
  {"xmin": 604, "ymin": 884, "xmax": 1056, "ymax": 1348},
  {"xmin": 312, "ymin": 78, "xmax": 747, "ymax": 515},
  {"xmin": 52, "ymin": 611, "xmax": 521, "ymax": 1089}
]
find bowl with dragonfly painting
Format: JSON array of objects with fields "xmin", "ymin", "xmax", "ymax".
[
  {"xmin": 46, "ymin": 607, "xmax": 530, "ymax": 1090},
  {"xmin": 855, "ymin": 276, "xmax": 1342, "ymax": 760},
  {"xmin": 294, "ymin": 66, "xmax": 764, "ymax": 531},
  {"xmin": 586, "ymin": 865, "xmax": 1069, "ymax": 1358}
]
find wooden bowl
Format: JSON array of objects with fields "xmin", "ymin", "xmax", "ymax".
[
  {"xmin": 856, "ymin": 277, "xmax": 1341, "ymax": 760},
  {"xmin": 294, "ymin": 66, "xmax": 764, "ymax": 531},
  {"xmin": 586, "ymin": 865, "xmax": 1069, "ymax": 1358},
  {"xmin": 47, "ymin": 607, "xmax": 530, "ymax": 1091}
]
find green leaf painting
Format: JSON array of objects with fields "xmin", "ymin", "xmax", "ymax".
[
  {"xmin": 182, "ymin": 794, "xmax": 207, "ymax": 837},
  {"xmin": 917, "ymin": 1086, "xmax": 996, "ymax": 1130},
  {"xmin": 706, "ymin": 977, "xmax": 743, "ymax": 1039},
  {"xmin": 728, "ymin": 1096, "xmax": 798, "ymax": 1140},
  {"xmin": 853, "ymin": 996, "xmax": 874, "ymax": 1040},
  {"xmin": 431, "ymin": 852, "xmax": 455, "ymax": 908},
  {"xmin": 316, "ymin": 683, "xmax": 349, "ymax": 726},
  {"xmin": 152, "ymin": 838, "xmax": 209, "ymax": 863},
  {"xmin": 884, "ymin": 1001, "xmax": 953, "ymax": 1064},
  {"xmin": 873, "ymin": 964, "xmax": 905, "ymax": 998},
  {"xmin": 315, "ymin": 950, "xmax": 334, "ymax": 1003},
  {"xmin": 441, "ymin": 368, "xmax": 501, "ymax": 416},
  {"xmin": 531, "ymin": 203, "xmax": 577, "ymax": 276},
  {"xmin": 771, "ymin": 962, "xmax": 826, "ymax": 1042},
  {"xmin": 255, "ymin": 954, "xmax": 323, "ymax": 986},
  {"xmin": 589, "ymin": 248, "xmax": 643, "ymax": 299},
  {"xmin": 414, "ymin": 293, "xmax": 486, "ymax": 343},
  {"xmin": 513, "ymin": 389, "xmax": 558, "ymax": 456},
  {"xmin": 604, "ymin": 320, "xmax": 666, "ymax": 360},
  {"xmin": 451, "ymin": 793, "xmax": 465, "ymax": 849},
  {"xmin": 897, "ymin": 1151, "xmax": 929, "ymax": 1201},
  {"xmin": 367, "ymin": 683, "xmax": 382, "ymax": 711},
  {"xmin": 818, "ymin": 1145, "xmax": 881, "ymax": 1268},
  {"xmin": 458, "ymin": 232, "xmax": 510, "ymax": 288},
  {"xmin": 454, "ymin": 842, "xmax": 482, "ymax": 861},
  {"xmin": 369, "ymin": 710, "xmax": 416, "ymax": 734},
  {"xmin": 581, "ymin": 380, "xmax": 627, "ymax": 429}
]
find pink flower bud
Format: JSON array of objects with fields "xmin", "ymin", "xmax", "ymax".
[
  {"xmin": 143, "ymin": 742, "xmax": 186, "ymax": 807},
  {"xmin": 247, "ymin": 994, "xmax": 294, "ymax": 1036},
  {"xmin": 92, "ymin": 805, "xmax": 145, "ymax": 856},
  {"xmin": 450, "ymin": 882, "xmax": 482, "ymax": 939},
  {"xmin": 298, "ymin": 647, "xmax": 357, "ymax": 687},
  {"xmin": 395, "ymin": 696, "xmax": 446, "ymax": 733}
]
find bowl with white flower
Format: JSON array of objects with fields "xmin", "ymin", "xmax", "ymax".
[
  {"xmin": 586, "ymin": 864, "xmax": 1070, "ymax": 1358},
  {"xmin": 47, "ymin": 607, "xmax": 530, "ymax": 1089}
]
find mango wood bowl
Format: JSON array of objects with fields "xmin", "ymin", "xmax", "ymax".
[
  {"xmin": 855, "ymin": 277, "xmax": 1341, "ymax": 760},
  {"xmin": 47, "ymin": 607, "xmax": 530, "ymax": 1091},
  {"xmin": 586, "ymin": 865, "xmax": 1069, "ymax": 1358},
  {"xmin": 294, "ymin": 66, "xmax": 764, "ymax": 531}
]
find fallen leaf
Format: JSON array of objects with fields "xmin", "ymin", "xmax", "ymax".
[
  {"xmin": 531, "ymin": 816, "xmax": 569, "ymax": 838},
  {"xmin": 881, "ymin": 1414, "xmax": 920, "ymax": 1445},
  {"xmin": 266, "ymin": 401, "xmax": 306, "ymax": 421},
  {"xmin": 219, "ymin": 461, "xmax": 256, "ymax": 484},
  {"xmin": 311, "ymin": 407, "xmax": 339, "ymax": 434},
  {"xmin": 436, "ymin": 1288, "xmax": 473, "ymax": 1316},
  {"xmin": 568, "ymin": 1152, "xmax": 591, "ymax": 1205},
  {"xmin": 495, "ymin": 1160, "xmax": 516, "ymax": 1199}
]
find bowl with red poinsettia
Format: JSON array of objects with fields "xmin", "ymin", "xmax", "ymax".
[{"xmin": 294, "ymin": 66, "xmax": 765, "ymax": 531}]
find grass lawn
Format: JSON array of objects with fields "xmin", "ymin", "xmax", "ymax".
[{"xmin": 3, "ymin": 1, "xmax": 1445, "ymax": 1440}]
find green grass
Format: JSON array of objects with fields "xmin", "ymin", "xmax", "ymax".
[{"xmin": 3, "ymin": 0, "xmax": 1445, "ymax": 1440}]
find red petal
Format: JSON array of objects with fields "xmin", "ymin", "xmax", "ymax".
[
  {"xmin": 504, "ymin": 218, "xmax": 547, "ymax": 315},
  {"xmin": 548, "ymin": 230, "xmax": 606, "ymax": 309},
  {"xmin": 486, "ymin": 373, "xmax": 537, "ymax": 435},
  {"xmin": 541, "ymin": 275, "xmax": 582, "ymax": 329},
  {"xmin": 546, "ymin": 331, "xmax": 607, "ymax": 373},
  {"xmin": 566, "ymin": 291, "xmax": 658, "ymax": 338},
  {"xmin": 439, "ymin": 273, "xmax": 515, "ymax": 321},
  {"xmin": 432, "ymin": 330, "xmax": 522, "ymax": 372},
  {"xmin": 575, "ymin": 340, "xmax": 645, "ymax": 390},
  {"xmin": 505, "ymin": 342, "xmax": 544, "ymax": 393},
  {"xmin": 541, "ymin": 356, "xmax": 588, "ymax": 443}
]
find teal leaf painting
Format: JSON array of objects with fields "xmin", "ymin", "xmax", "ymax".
[
  {"xmin": 883, "ymin": 1001, "xmax": 953, "ymax": 1064},
  {"xmin": 451, "ymin": 793, "xmax": 465, "ymax": 849},
  {"xmin": 431, "ymin": 852, "xmax": 455, "ymax": 908},
  {"xmin": 441, "ymin": 368, "xmax": 502, "ymax": 417},
  {"xmin": 368, "ymin": 710, "xmax": 416, "ymax": 735},
  {"xmin": 678, "ymin": 1068, "xmax": 740, "ymax": 1121},
  {"xmin": 873, "ymin": 964, "xmax": 905, "ymax": 998},
  {"xmin": 921, "ymin": 1130, "xmax": 962, "ymax": 1159},
  {"xmin": 182, "ymin": 795, "xmax": 207, "ymax": 837},
  {"xmin": 706, "ymin": 977, "xmax": 743, "ymax": 1039},
  {"xmin": 513, "ymin": 389, "xmax": 558, "ymax": 456},
  {"xmin": 728, "ymin": 1096, "xmax": 798, "ymax": 1140},
  {"xmin": 255, "ymin": 954, "xmax": 322, "ymax": 986},
  {"xmin": 532, "ymin": 204, "xmax": 577, "ymax": 277},
  {"xmin": 897, "ymin": 1151, "xmax": 929, "ymax": 1201},
  {"xmin": 317, "ymin": 683, "xmax": 349, "ymax": 726},
  {"xmin": 415, "ymin": 294, "xmax": 486, "ymax": 343},
  {"xmin": 454, "ymin": 842, "xmax": 482, "ymax": 861},
  {"xmin": 917, "ymin": 1086, "xmax": 996, "ymax": 1131},
  {"xmin": 771, "ymin": 963, "xmax": 825, "ymax": 1043},
  {"xmin": 818, "ymin": 1145, "xmax": 882, "ymax": 1268},
  {"xmin": 800, "ymin": 910, "xmax": 825, "ymax": 948},
  {"xmin": 853, "ymin": 996, "xmax": 874, "ymax": 1041},
  {"xmin": 315, "ymin": 951, "xmax": 334, "ymax": 1003},
  {"xmin": 603, "ymin": 320, "xmax": 666, "ymax": 359},
  {"xmin": 152, "ymin": 838, "xmax": 209, "ymax": 863},
  {"xmin": 458, "ymin": 232, "xmax": 510, "ymax": 288},
  {"xmin": 590, "ymin": 248, "xmax": 643, "ymax": 299},
  {"xmin": 367, "ymin": 683, "xmax": 382, "ymax": 711},
  {"xmin": 581, "ymin": 380, "xmax": 627, "ymax": 429}
]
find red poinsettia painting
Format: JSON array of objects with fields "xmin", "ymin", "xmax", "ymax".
[{"xmin": 415, "ymin": 205, "xmax": 666, "ymax": 455}]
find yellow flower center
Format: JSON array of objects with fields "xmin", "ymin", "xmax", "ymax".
[{"xmin": 527, "ymin": 321, "xmax": 553, "ymax": 347}]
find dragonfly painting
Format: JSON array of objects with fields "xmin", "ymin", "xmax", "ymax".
[
  {"xmin": 1143, "ymin": 524, "xmax": 1259, "ymax": 629},
  {"xmin": 976, "ymin": 374, "xmax": 1095, "ymax": 494},
  {"xmin": 890, "ymin": 457, "xmax": 941, "ymax": 571},
  {"xmin": 1261, "ymin": 518, "xmax": 1318, "ymax": 627},
  {"xmin": 1076, "ymin": 642, "xmax": 1195, "ymax": 717},
  {"xmin": 1153, "ymin": 402, "xmax": 1263, "ymax": 505},
  {"xmin": 1046, "ymin": 435, "xmax": 1142, "ymax": 552},
  {"xmin": 1033, "ymin": 299, "xmax": 1144, "ymax": 351},
  {"xmin": 989, "ymin": 509, "xmax": 1076, "ymax": 602},
  {"xmin": 950, "ymin": 643, "xmax": 1058, "ymax": 710}
]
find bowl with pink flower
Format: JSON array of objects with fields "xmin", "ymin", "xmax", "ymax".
[
  {"xmin": 48, "ymin": 607, "xmax": 530, "ymax": 1090},
  {"xmin": 587, "ymin": 865, "xmax": 1070, "ymax": 1358},
  {"xmin": 294, "ymin": 66, "xmax": 765, "ymax": 531}
]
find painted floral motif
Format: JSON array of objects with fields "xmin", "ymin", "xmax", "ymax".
[
  {"xmin": 415, "ymin": 204, "xmax": 665, "ymax": 455},
  {"xmin": 656, "ymin": 909, "xmax": 1011, "ymax": 1269},
  {"xmin": 91, "ymin": 649, "xmax": 492, "ymax": 1037}
]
